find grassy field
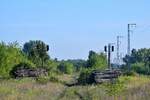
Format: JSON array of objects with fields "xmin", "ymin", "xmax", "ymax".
[{"xmin": 0, "ymin": 75, "xmax": 150, "ymax": 100}]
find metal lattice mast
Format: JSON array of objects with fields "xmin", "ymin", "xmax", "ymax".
[
  {"xmin": 117, "ymin": 35, "xmax": 123, "ymax": 67},
  {"xmin": 127, "ymin": 24, "xmax": 136, "ymax": 70}
]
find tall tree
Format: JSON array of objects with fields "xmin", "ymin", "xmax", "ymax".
[
  {"xmin": 23, "ymin": 40, "xmax": 49, "ymax": 67},
  {"xmin": 86, "ymin": 50, "xmax": 107, "ymax": 70}
]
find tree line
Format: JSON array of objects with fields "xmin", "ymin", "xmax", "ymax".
[
  {"xmin": 123, "ymin": 48, "xmax": 150, "ymax": 75},
  {"xmin": 0, "ymin": 40, "xmax": 107, "ymax": 78},
  {"xmin": 0, "ymin": 40, "xmax": 149, "ymax": 79}
]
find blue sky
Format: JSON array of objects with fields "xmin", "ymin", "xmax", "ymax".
[{"xmin": 0, "ymin": 0, "xmax": 150, "ymax": 60}]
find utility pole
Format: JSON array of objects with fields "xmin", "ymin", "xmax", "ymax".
[
  {"xmin": 117, "ymin": 36, "xmax": 123, "ymax": 67},
  {"xmin": 127, "ymin": 23, "xmax": 136, "ymax": 71},
  {"xmin": 104, "ymin": 43, "xmax": 114, "ymax": 69},
  {"xmin": 108, "ymin": 44, "xmax": 111, "ymax": 69}
]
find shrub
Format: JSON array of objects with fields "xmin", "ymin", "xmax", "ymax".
[
  {"xmin": 0, "ymin": 42, "xmax": 32, "ymax": 78},
  {"xmin": 36, "ymin": 76, "xmax": 50, "ymax": 84},
  {"xmin": 36, "ymin": 74, "xmax": 60, "ymax": 84},
  {"xmin": 131, "ymin": 63, "xmax": 149, "ymax": 75},
  {"xmin": 48, "ymin": 72, "xmax": 60, "ymax": 83},
  {"xmin": 57, "ymin": 61, "xmax": 74, "ymax": 74},
  {"xmin": 77, "ymin": 69, "xmax": 93, "ymax": 85},
  {"xmin": 46, "ymin": 60, "xmax": 59, "ymax": 73},
  {"xmin": 86, "ymin": 51, "xmax": 107, "ymax": 70},
  {"xmin": 102, "ymin": 78, "xmax": 126, "ymax": 96},
  {"xmin": 123, "ymin": 70, "xmax": 138, "ymax": 76}
]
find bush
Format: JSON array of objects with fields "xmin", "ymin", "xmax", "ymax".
[
  {"xmin": 48, "ymin": 72, "xmax": 60, "ymax": 83},
  {"xmin": 45, "ymin": 60, "xmax": 59, "ymax": 73},
  {"xmin": 0, "ymin": 42, "xmax": 33, "ymax": 78},
  {"xmin": 86, "ymin": 51, "xmax": 107, "ymax": 70},
  {"xmin": 131, "ymin": 63, "xmax": 149, "ymax": 75},
  {"xmin": 36, "ymin": 76, "xmax": 50, "ymax": 84},
  {"xmin": 102, "ymin": 78, "xmax": 126, "ymax": 96},
  {"xmin": 36, "ymin": 74, "xmax": 60, "ymax": 84},
  {"xmin": 77, "ymin": 69, "xmax": 93, "ymax": 85},
  {"xmin": 57, "ymin": 61, "xmax": 74, "ymax": 74},
  {"xmin": 123, "ymin": 71, "xmax": 138, "ymax": 76}
]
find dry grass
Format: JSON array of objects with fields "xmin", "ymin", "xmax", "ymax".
[
  {"xmin": 57, "ymin": 75, "xmax": 150, "ymax": 100},
  {"xmin": 0, "ymin": 75, "xmax": 150, "ymax": 100},
  {"xmin": 0, "ymin": 78, "xmax": 65, "ymax": 100},
  {"xmin": 119, "ymin": 76, "xmax": 150, "ymax": 100}
]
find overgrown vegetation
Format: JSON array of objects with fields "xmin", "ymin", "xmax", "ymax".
[
  {"xmin": 23, "ymin": 40, "xmax": 50, "ymax": 67},
  {"xmin": 123, "ymin": 48, "xmax": 150, "ymax": 75},
  {"xmin": 86, "ymin": 50, "xmax": 107, "ymax": 70},
  {"xmin": 1, "ymin": 40, "xmax": 150, "ymax": 100},
  {"xmin": 0, "ymin": 42, "xmax": 34, "ymax": 78},
  {"xmin": 9, "ymin": 62, "xmax": 35, "ymax": 78},
  {"xmin": 57, "ymin": 61, "xmax": 74, "ymax": 74},
  {"xmin": 0, "ymin": 76, "xmax": 149, "ymax": 100},
  {"xmin": 77, "ymin": 68, "xmax": 94, "ymax": 85}
]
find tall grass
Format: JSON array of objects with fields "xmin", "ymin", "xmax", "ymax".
[
  {"xmin": 0, "ymin": 78, "xmax": 65, "ymax": 100},
  {"xmin": 0, "ymin": 75, "xmax": 150, "ymax": 100}
]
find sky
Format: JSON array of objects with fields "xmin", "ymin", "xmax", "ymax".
[{"xmin": 0, "ymin": 0, "xmax": 150, "ymax": 60}]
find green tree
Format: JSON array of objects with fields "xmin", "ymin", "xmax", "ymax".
[
  {"xmin": 86, "ymin": 50, "xmax": 107, "ymax": 70},
  {"xmin": 67, "ymin": 59, "xmax": 86, "ymax": 71},
  {"xmin": 23, "ymin": 40, "xmax": 50, "ymax": 67},
  {"xmin": 0, "ymin": 42, "xmax": 34, "ymax": 77},
  {"xmin": 123, "ymin": 48, "xmax": 150, "ymax": 74},
  {"xmin": 57, "ymin": 61, "xmax": 74, "ymax": 74}
]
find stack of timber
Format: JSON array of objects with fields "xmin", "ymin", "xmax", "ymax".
[{"xmin": 90, "ymin": 69, "xmax": 122, "ymax": 84}]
